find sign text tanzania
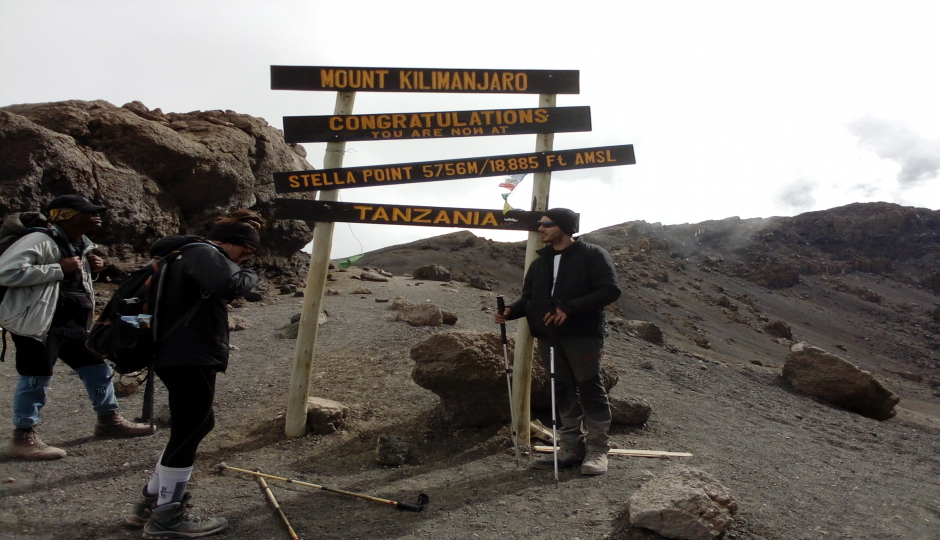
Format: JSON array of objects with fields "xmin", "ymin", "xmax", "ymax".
[
  {"xmin": 283, "ymin": 106, "xmax": 591, "ymax": 143},
  {"xmin": 271, "ymin": 66, "xmax": 579, "ymax": 94},
  {"xmin": 273, "ymin": 145, "xmax": 635, "ymax": 193},
  {"xmin": 274, "ymin": 199, "xmax": 549, "ymax": 231}
]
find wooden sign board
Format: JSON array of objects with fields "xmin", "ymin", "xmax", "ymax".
[
  {"xmin": 283, "ymin": 106, "xmax": 591, "ymax": 144},
  {"xmin": 273, "ymin": 144, "xmax": 635, "ymax": 194},
  {"xmin": 271, "ymin": 66, "xmax": 579, "ymax": 94},
  {"xmin": 274, "ymin": 199, "xmax": 574, "ymax": 231}
]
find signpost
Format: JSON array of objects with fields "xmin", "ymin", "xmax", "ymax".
[
  {"xmin": 273, "ymin": 145, "xmax": 636, "ymax": 194},
  {"xmin": 282, "ymin": 106, "xmax": 591, "ymax": 143},
  {"xmin": 274, "ymin": 65, "xmax": 634, "ymax": 443}
]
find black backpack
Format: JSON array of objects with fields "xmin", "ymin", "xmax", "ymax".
[{"xmin": 86, "ymin": 237, "xmax": 213, "ymax": 423}]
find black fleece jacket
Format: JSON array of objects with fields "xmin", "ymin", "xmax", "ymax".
[
  {"xmin": 507, "ymin": 239, "xmax": 621, "ymax": 337},
  {"xmin": 149, "ymin": 236, "xmax": 258, "ymax": 372}
]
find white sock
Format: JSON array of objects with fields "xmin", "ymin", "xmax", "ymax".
[
  {"xmin": 144, "ymin": 452, "xmax": 164, "ymax": 497},
  {"xmin": 155, "ymin": 464, "xmax": 193, "ymax": 506}
]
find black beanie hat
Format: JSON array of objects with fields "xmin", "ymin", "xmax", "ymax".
[{"xmin": 543, "ymin": 208, "xmax": 579, "ymax": 236}]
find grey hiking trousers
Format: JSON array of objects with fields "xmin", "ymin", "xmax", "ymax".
[{"xmin": 537, "ymin": 335, "xmax": 611, "ymax": 453}]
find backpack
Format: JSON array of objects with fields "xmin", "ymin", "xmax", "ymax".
[
  {"xmin": 86, "ymin": 238, "xmax": 213, "ymax": 375},
  {"xmin": 86, "ymin": 237, "xmax": 214, "ymax": 425},
  {"xmin": 0, "ymin": 212, "xmax": 76, "ymax": 362}
]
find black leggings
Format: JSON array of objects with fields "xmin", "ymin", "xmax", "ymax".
[{"xmin": 156, "ymin": 366, "xmax": 217, "ymax": 468}]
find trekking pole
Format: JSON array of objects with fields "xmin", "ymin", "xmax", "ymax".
[
  {"xmin": 218, "ymin": 463, "xmax": 430, "ymax": 512},
  {"xmin": 255, "ymin": 469, "xmax": 301, "ymax": 540},
  {"xmin": 496, "ymin": 296, "xmax": 520, "ymax": 465},
  {"xmin": 548, "ymin": 328, "xmax": 559, "ymax": 488}
]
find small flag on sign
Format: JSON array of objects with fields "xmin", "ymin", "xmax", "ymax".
[{"xmin": 498, "ymin": 174, "xmax": 527, "ymax": 192}]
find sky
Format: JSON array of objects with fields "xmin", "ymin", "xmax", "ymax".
[{"xmin": 2, "ymin": 0, "xmax": 939, "ymax": 259}]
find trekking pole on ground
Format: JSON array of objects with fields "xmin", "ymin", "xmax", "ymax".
[
  {"xmin": 218, "ymin": 463, "xmax": 430, "ymax": 512},
  {"xmin": 548, "ymin": 329, "xmax": 559, "ymax": 488},
  {"xmin": 255, "ymin": 469, "xmax": 301, "ymax": 540},
  {"xmin": 496, "ymin": 296, "xmax": 520, "ymax": 465}
]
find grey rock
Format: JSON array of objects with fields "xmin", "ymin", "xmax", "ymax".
[
  {"xmin": 783, "ymin": 342, "xmax": 899, "ymax": 420},
  {"xmin": 413, "ymin": 264, "xmax": 451, "ymax": 281},
  {"xmin": 360, "ymin": 271, "xmax": 389, "ymax": 282},
  {"xmin": 305, "ymin": 397, "xmax": 349, "ymax": 434},
  {"xmin": 469, "ymin": 276, "xmax": 493, "ymax": 291},
  {"xmin": 610, "ymin": 396, "xmax": 652, "ymax": 425},
  {"xmin": 610, "ymin": 319, "xmax": 665, "ymax": 345},
  {"xmin": 395, "ymin": 303, "xmax": 443, "ymax": 327},
  {"xmin": 376, "ymin": 434, "xmax": 411, "ymax": 466},
  {"xmin": 628, "ymin": 465, "xmax": 737, "ymax": 540}
]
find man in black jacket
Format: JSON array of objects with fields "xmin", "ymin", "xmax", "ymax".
[{"xmin": 495, "ymin": 208, "xmax": 621, "ymax": 475}]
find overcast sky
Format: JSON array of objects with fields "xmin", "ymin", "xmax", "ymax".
[{"xmin": 2, "ymin": 0, "xmax": 939, "ymax": 258}]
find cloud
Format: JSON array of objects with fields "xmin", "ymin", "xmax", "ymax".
[
  {"xmin": 776, "ymin": 178, "xmax": 817, "ymax": 213},
  {"xmin": 847, "ymin": 117, "xmax": 940, "ymax": 187}
]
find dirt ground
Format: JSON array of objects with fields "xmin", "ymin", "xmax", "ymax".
[{"xmin": 1, "ymin": 242, "xmax": 940, "ymax": 539}]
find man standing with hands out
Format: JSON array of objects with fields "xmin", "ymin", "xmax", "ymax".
[{"xmin": 495, "ymin": 207, "xmax": 621, "ymax": 475}]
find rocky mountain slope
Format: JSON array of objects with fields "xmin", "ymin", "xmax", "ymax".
[{"xmin": 0, "ymin": 100, "xmax": 315, "ymax": 275}]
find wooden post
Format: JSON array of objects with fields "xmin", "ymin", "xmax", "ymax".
[
  {"xmin": 284, "ymin": 91, "xmax": 356, "ymax": 437},
  {"xmin": 511, "ymin": 93, "xmax": 555, "ymax": 446}
]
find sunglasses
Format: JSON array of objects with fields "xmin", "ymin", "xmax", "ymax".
[{"xmin": 537, "ymin": 221, "xmax": 557, "ymax": 228}]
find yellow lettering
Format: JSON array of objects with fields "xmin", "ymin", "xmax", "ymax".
[
  {"xmin": 436, "ymin": 113, "xmax": 451, "ymax": 128},
  {"xmin": 478, "ymin": 72, "xmax": 488, "ymax": 90},
  {"xmin": 409, "ymin": 114, "xmax": 423, "ymax": 128},
  {"xmin": 390, "ymin": 168, "xmax": 402, "ymax": 181},
  {"xmin": 372, "ymin": 207, "xmax": 390, "ymax": 221},
  {"xmin": 402, "ymin": 166, "xmax": 413, "ymax": 179},
  {"xmin": 348, "ymin": 70, "xmax": 361, "ymax": 89},
  {"xmin": 489, "ymin": 72, "xmax": 502, "ymax": 91},
  {"xmin": 345, "ymin": 116, "xmax": 359, "ymax": 130},
  {"xmin": 535, "ymin": 109, "xmax": 548, "ymax": 123},
  {"xmin": 361, "ymin": 116, "xmax": 375, "ymax": 130},
  {"xmin": 392, "ymin": 207, "xmax": 412, "ymax": 221},
  {"xmin": 418, "ymin": 71, "xmax": 431, "ymax": 89},
  {"xmin": 320, "ymin": 69, "xmax": 334, "ymax": 87},
  {"xmin": 400, "ymin": 71, "xmax": 413, "ymax": 89},
  {"xmin": 452, "ymin": 112, "xmax": 466, "ymax": 127},
  {"xmin": 503, "ymin": 110, "xmax": 517, "ymax": 124},
  {"xmin": 323, "ymin": 173, "xmax": 333, "ymax": 186},
  {"xmin": 362, "ymin": 170, "xmax": 373, "ymax": 182},
  {"xmin": 463, "ymin": 72, "xmax": 476, "ymax": 90},
  {"xmin": 346, "ymin": 171, "xmax": 356, "ymax": 184},
  {"xmin": 480, "ymin": 212, "xmax": 499, "ymax": 226},
  {"xmin": 605, "ymin": 150, "xmax": 617, "ymax": 162},
  {"xmin": 473, "ymin": 127, "xmax": 483, "ymax": 134},
  {"xmin": 516, "ymin": 73, "xmax": 527, "ymax": 91},
  {"xmin": 335, "ymin": 70, "xmax": 348, "ymax": 88},
  {"xmin": 454, "ymin": 211, "xmax": 472, "ymax": 225},
  {"xmin": 288, "ymin": 175, "xmax": 299, "ymax": 188},
  {"xmin": 361, "ymin": 71, "xmax": 374, "ymax": 89},
  {"xmin": 354, "ymin": 206, "xmax": 373, "ymax": 219},
  {"xmin": 451, "ymin": 74, "xmax": 463, "ymax": 90},
  {"xmin": 433, "ymin": 211, "xmax": 451, "ymax": 224},
  {"xmin": 469, "ymin": 112, "xmax": 482, "ymax": 126},
  {"xmin": 518, "ymin": 109, "xmax": 533, "ymax": 123},
  {"xmin": 575, "ymin": 153, "xmax": 585, "ymax": 165},
  {"xmin": 377, "ymin": 115, "xmax": 391, "ymax": 129},
  {"xmin": 330, "ymin": 117, "xmax": 344, "ymax": 130},
  {"xmin": 393, "ymin": 115, "xmax": 407, "ymax": 129},
  {"xmin": 433, "ymin": 71, "xmax": 449, "ymax": 89},
  {"xmin": 433, "ymin": 129, "xmax": 442, "ymax": 136},
  {"xmin": 502, "ymin": 72, "xmax": 514, "ymax": 90},
  {"xmin": 376, "ymin": 70, "xmax": 388, "ymax": 88},
  {"xmin": 413, "ymin": 208, "xmax": 432, "ymax": 223}
]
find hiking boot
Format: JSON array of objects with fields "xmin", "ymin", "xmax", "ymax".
[
  {"xmin": 128, "ymin": 489, "xmax": 193, "ymax": 528},
  {"xmin": 7, "ymin": 429, "xmax": 66, "ymax": 461},
  {"xmin": 531, "ymin": 447, "xmax": 584, "ymax": 470},
  {"xmin": 94, "ymin": 413, "xmax": 153, "ymax": 438},
  {"xmin": 580, "ymin": 450, "xmax": 609, "ymax": 475},
  {"xmin": 143, "ymin": 502, "xmax": 227, "ymax": 539}
]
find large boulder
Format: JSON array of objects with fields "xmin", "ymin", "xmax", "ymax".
[
  {"xmin": 409, "ymin": 330, "xmax": 619, "ymax": 427},
  {"xmin": 0, "ymin": 100, "xmax": 313, "ymax": 276},
  {"xmin": 783, "ymin": 342, "xmax": 899, "ymax": 420},
  {"xmin": 410, "ymin": 330, "xmax": 510, "ymax": 427},
  {"xmin": 627, "ymin": 466, "xmax": 737, "ymax": 540}
]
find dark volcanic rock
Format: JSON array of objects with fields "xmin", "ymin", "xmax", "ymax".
[{"xmin": 0, "ymin": 100, "xmax": 314, "ymax": 275}]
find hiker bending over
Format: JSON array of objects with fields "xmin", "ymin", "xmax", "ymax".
[
  {"xmin": 130, "ymin": 209, "xmax": 261, "ymax": 539},
  {"xmin": 0, "ymin": 195, "xmax": 152, "ymax": 461},
  {"xmin": 495, "ymin": 208, "xmax": 621, "ymax": 475}
]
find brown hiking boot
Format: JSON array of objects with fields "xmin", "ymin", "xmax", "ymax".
[
  {"xmin": 128, "ymin": 488, "xmax": 193, "ymax": 528},
  {"xmin": 7, "ymin": 429, "xmax": 66, "ymax": 461},
  {"xmin": 94, "ymin": 413, "xmax": 154, "ymax": 438}
]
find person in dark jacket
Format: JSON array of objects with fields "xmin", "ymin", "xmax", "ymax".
[
  {"xmin": 129, "ymin": 210, "xmax": 262, "ymax": 539},
  {"xmin": 495, "ymin": 208, "xmax": 621, "ymax": 475}
]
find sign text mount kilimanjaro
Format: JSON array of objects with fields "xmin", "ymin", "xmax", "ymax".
[{"xmin": 271, "ymin": 66, "xmax": 579, "ymax": 94}]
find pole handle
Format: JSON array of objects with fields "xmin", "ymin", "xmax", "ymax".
[{"xmin": 496, "ymin": 296, "xmax": 508, "ymax": 342}]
